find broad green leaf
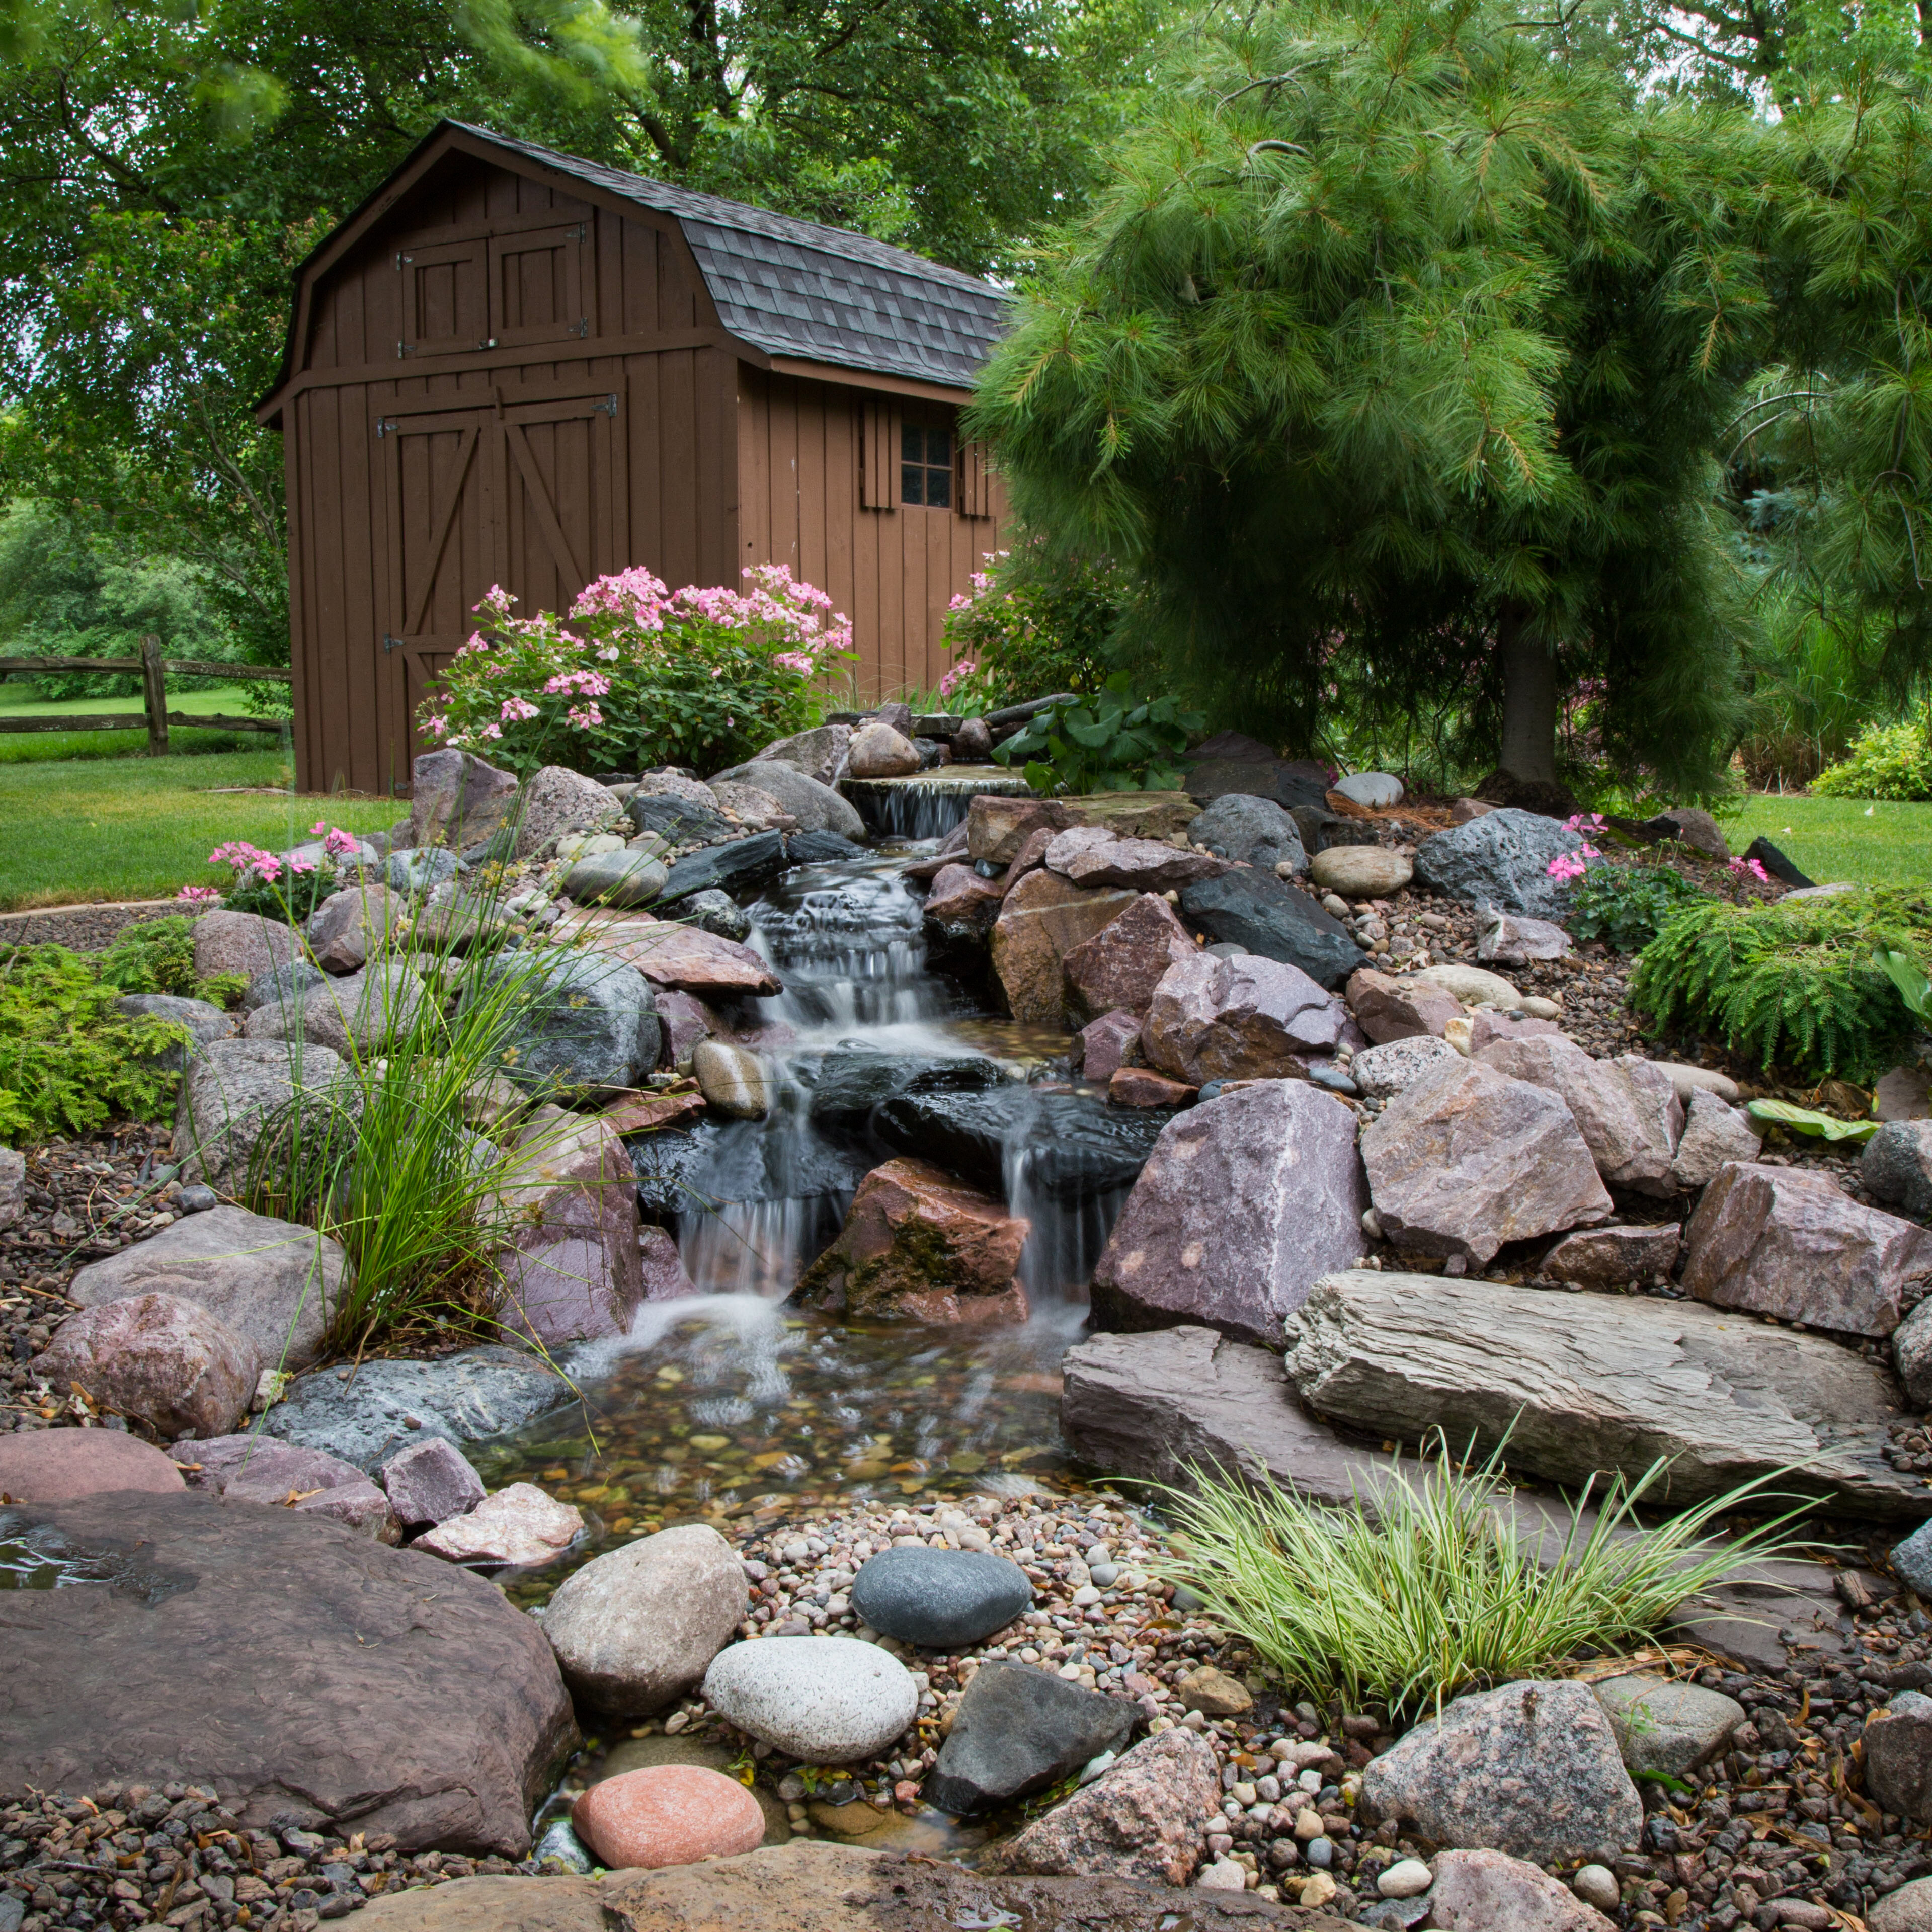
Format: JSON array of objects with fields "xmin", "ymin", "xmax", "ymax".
[{"xmin": 1744, "ymin": 1098, "xmax": 1879, "ymax": 1143}]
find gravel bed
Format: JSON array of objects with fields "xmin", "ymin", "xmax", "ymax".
[
  {"xmin": 0, "ymin": 902, "xmax": 199, "ymax": 953},
  {"xmin": 0, "ymin": 1785, "xmax": 564, "ymax": 1932}
]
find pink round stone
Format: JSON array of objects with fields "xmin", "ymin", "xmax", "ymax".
[
  {"xmin": 571, "ymin": 1765, "xmax": 765, "ymax": 1870},
  {"xmin": 0, "ymin": 1429, "xmax": 187, "ymax": 1502}
]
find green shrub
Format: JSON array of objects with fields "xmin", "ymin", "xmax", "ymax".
[
  {"xmin": 993, "ymin": 674, "xmax": 1202, "ymax": 794},
  {"xmin": 1565, "ymin": 865, "xmax": 1714, "ymax": 953},
  {"xmin": 1152, "ymin": 1443, "xmax": 1811, "ymax": 1718},
  {"xmin": 0, "ymin": 944, "xmax": 189, "ymax": 1141},
  {"xmin": 1810, "ymin": 712, "xmax": 1932, "ymax": 801},
  {"xmin": 96, "ymin": 916, "xmax": 246, "ymax": 1006},
  {"xmin": 939, "ymin": 545, "xmax": 1129, "ymax": 709},
  {"xmin": 1628, "ymin": 890, "xmax": 1932, "ymax": 1082}
]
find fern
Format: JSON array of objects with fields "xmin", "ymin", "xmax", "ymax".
[
  {"xmin": 96, "ymin": 915, "xmax": 246, "ymax": 1007},
  {"xmin": 1629, "ymin": 891, "xmax": 1932, "ymax": 1083}
]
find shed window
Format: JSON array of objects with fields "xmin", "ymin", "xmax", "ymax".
[{"xmin": 902, "ymin": 424, "xmax": 952, "ymax": 508}]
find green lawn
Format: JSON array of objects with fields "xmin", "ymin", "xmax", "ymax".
[
  {"xmin": 0, "ymin": 750, "xmax": 401, "ymax": 911},
  {"xmin": 1721, "ymin": 794, "xmax": 1932, "ymax": 889},
  {"xmin": 0, "ymin": 682, "xmax": 290, "ymax": 766}
]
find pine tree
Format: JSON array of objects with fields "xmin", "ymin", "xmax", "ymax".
[{"xmin": 969, "ymin": 0, "xmax": 1773, "ymax": 794}]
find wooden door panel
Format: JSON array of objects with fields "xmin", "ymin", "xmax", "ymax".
[
  {"xmin": 490, "ymin": 224, "xmax": 588, "ymax": 349},
  {"xmin": 397, "ymin": 239, "xmax": 487, "ymax": 357}
]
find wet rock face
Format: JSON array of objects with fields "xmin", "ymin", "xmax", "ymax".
[
  {"xmin": 1282, "ymin": 1270, "xmax": 1930, "ymax": 1517},
  {"xmin": 0, "ymin": 1489, "xmax": 578, "ymax": 1854},
  {"xmin": 1360, "ymin": 1056, "xmax": 1612, "ymax": 1266},
  {"xmin": 475, "ymin": 950, "xmax": 662, "ymax": 1101},
  {"xmin": 1091, "ymin": 1083, "xmax": 1368, "ymax": 1345},
  {"xmin": 793, "ymin": 1157, "xmax": 1029, "ymax": 1325},
  {"xmin": 1062, "ymin": 893, "xmax": 1197, "ymax": 1019},
  {"xmin": 922, "ymin": 862, "xmax": 1006, "ymax": 939},
  {"xmin": 1681, "ymin": 1160, "xmax": 1932, "ymax": 1336},
  {"xmin": 1360, "ymin": 1679, "xmax": 1642, "ymax": 1866},
  {"xmin": 990, "ymin": 870, "xmax": 1139, "ymax": 1024}
]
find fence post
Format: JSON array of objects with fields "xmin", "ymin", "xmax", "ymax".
[{"xmin": 139, "ymin": 635, "xmax": 168, "ymax": 756}]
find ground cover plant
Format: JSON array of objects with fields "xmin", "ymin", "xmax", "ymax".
[
  {"xmin": 1810, "ymin": 711, "xmax": 1932, "ymax": 802},
  {"xmin": 992, "ymin": 675, "xmax": 1200, "ymax": 793},
  {"xmin": 1155, "ymin": 1445, "xmax": 1812, "ymax": 1719},
  {"xmin": 1629, "ymin": 889, "xmax": 1932, "ymax": 1083},
  {"xmin": 426, "ymin": 566, "xmax": 852, "ymax": 778},
  {"xmin": 0, "ymin": 750, "xmax": 395, "ymax": 910}
]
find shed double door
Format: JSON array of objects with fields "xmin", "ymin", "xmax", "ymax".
[{"xmin": 379, "ymin": 386, "xmax": 627, "ymax": 744}]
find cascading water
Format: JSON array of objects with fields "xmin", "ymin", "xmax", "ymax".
[
  {"xmin": 479, "ymin": 836, "xmax": 1174, "ymax": 1587},
  {"xmin": 843, "ymin": 766, "xmax": 1031, "ymax": 840}
]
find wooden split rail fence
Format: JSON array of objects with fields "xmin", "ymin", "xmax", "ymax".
[{"xmin": 0, "ymin": 634, "xmax": 292, "ymax": 754}]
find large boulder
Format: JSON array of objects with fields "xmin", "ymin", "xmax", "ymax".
[
  {"xmin": 657, "ymin": 831, "xmax": 792, "ymax": 903},
  {"xmin": 1178, "ymin": 872, "xmax": 1359, "ymax": 989},
  {"xmin": 309, "ymin": 882, "xmax": 406, "ymax": 973},
  {"xmin": 1865, "ymin": 1694, "xmax": 1932, "ymax": 1823},
  {"xmin": 192, "ymin": 908, "xmax": 304, "ymax": 982},
  {"xmin": 984, "ymin": 1727, "xmax": 1221, "ymax": 1886},
  {"xmin": 1183, "ymin": 755, "xmax": 1331, "ymax": 814},
  {"xmin": 625, "ymin": 791, "xmax": 737, "ymax": 849},
  {"xmin": 1063, "ymin": 894, "xmax": 1197, "ymax": 1019},
  {"xmin": 1090, "ymin": 1083, "xmax": 1367, "ymax": 1346},
  {"xmin": 174, "ymin": 1035, "xmax": 357, "ymax": 1194},
  {"xmin": 564, "ymin": 849, "xmax": 668, "ymax": 909},
  {"xmin": 408, "ymin": 748, "xmax": 520, "ymax": 851},
  {"xmin": 1867, "ymin": 1119, "xmax": 1932, "ymax": 1219},
  {"xmin": 701, "ymin": 1637, "xmax": 919, "ymax": 1764},
  {"xmin": 924, "ymin": 863, "xmax": 1007, "ymax": 940},
  {"xmin": 514, "ymin": 765, "xmax": 623, "ymax": 858},
  {"xmin": 67, "ymin": 1203, "xmax": 351, "ymax": 1372},
  {"xmin": 1475, "ymin": 1038, "xmax": 1682, "ymax": 1195},
  {"xmin": 1045, "ymin": 830, "xmax": 1229, "ymax": 893},
  {"xmin": 990, "ymin": 871, "xmax": 1139, "ymax": 1024},
  {"xmin": 846, "ymin": 721, "xmax": 922, "ymax": 779},
  {"xmin": 793, "ymin": 1157, "xmax": 1029, "ymax": 1324},
  {"xmin": 1282, "ymin": 1269, "xmax": 1930, "ymax": 1517},
  {"xmin": 1359, "ymin": 1056, "xmax": 1613, "ymax": 1266},
  {"xmin": 925, "ymin": 1661, "xmax": 1137, "ymax": 1815},
  {"xmin": 1670, "ymin": 1087, "xmax": 1762, "ymax": 1190},
  {"xmin": 1140, "ymin": 953, "xmax": 1347, "ymax": 1085},
  {"xmin": 1185, "ymin": 794, "xmax": 1306, "ymax": 874},
  {"xmin": 745, "ymin": 722, "xmax": 853, "ymax": 786},
  {"xmin": 709, "ymin": 762, "xmax": 864, "ymax": 838},
  {"xmin": 1413, "ymin": 808, "xmax": 1597, "ymax": 918},
  {"xmin": 0, "ymin": 1428, "xmax": 185, "ymax": 1502},
  {"xmin": 33, "ymin": 1292, "xmax": 260, "ymax": 1440},
  {"xmin": 1345, "ymin": 968, "xmax": 1464, "ymax": 1044},
  {"xmin": 474, "ymin": 949, "xmax": 661, "ymax": 1100},
  {"xmin": 1681, "ymin": 1161, "xmax": 1932, "ymax": 1336},
  {"xmin": 260, "ymin": 1344, "xmax": 574, "ymax": 1470},
  {"xmin": 968, "ymin": 796, "xmax": 1076, "ymax": 864},
  {"xmin": 492, "ymin": 1111, "xmax": 645, "ymax": 1346},
  {"xmin": 0, "ymin": 1489, "xmax": 577, "ymax": 1851},
  {"xmin": 1360, "ymin": 1679, "xmax": 1641, "ymax": 1864},
  {"xmin": 280, "ymin": 959, "xmax": 428, "ymax": 1058},
  {"xmin": 579, "ymin": 917, "xmax": 782, "ymax": 998},
  {"xmin": 540, "ymin": 1524, "xmax": 747, "ymax": 1716}
]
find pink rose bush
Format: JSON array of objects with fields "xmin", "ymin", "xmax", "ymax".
[{"xmin": 422, "ymin": 565, "xmax": 854, "ymax": 776}]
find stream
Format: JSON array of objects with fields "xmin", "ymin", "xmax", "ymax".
[{"xmin": 474, "ymin": 831, "xmax": 1172, "ymax": 1603}]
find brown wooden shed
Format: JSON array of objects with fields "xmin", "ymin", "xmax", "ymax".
[{"xmin": 258, "ymin": 120, "xmax": 1013, "ymax": 796}]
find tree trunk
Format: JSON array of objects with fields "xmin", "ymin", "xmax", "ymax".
[{"xmin": 1496, "ymin": 608, "xmax": 1558, "ymax": 787}]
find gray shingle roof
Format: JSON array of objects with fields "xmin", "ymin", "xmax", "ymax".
[{"xmin": 448, "ymin": 123, "xmax": 1010, "ymax": 391}]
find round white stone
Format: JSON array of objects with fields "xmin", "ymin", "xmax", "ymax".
[
  {"xmin": 1195, "ymin": 1860, "xmax": 1248, "ymax": 1892},
  {"xmin": 1378, "ymin": 1858, "xmax": 1433, "ymax": 1898},
  {"xmin": 1335, "ymin": 772, "xmax": 1404, "ymax": 808},
  {"xmin": 1412, "ymin": 961, "xmax": 1520, "ymax": 1007},
  {"xmin": 701, "ymin": 1635, "xmax": 918, "ymax": 1763},
  {"xmin": 1573, "ymin": 1864, "xmax": 1620, "ymax": 1911}
]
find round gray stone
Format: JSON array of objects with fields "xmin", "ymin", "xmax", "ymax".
[
  {"xmin": 1866, "ymin": 1120, "xmax": 1932, "ymax": 1220},
  {"xmin": 681, "ymin": 890, "xmax": 751, "ymax": 942},
  {"xmin": 563, "ymin": 849, "xmax": 669, "ymax": 909},
  {"xmin": 1413, "ymin": 808, "xmax": 1601, "ymax": 919},
  {"xmin": 1334, "ymin": 772, "xmax": 1403, "ymax": 808},
  {"xmin": 241, "ymin": 960, "xmax": 328, "ymax": 1014},
  {"xmin": 848, "ymin": 1546, "xmax": 1033, "ymax": 1649},
  {"xmin": 383, "ymin": 847, "xmax": 461, "ymax": 894},
  {"xmin": 700, "ymin": 1636, "xmax": 919, "ymax": 1764},
  {"xmin": 1185, "ymin": 794, "xmax": 1306, "ymax": 875}
]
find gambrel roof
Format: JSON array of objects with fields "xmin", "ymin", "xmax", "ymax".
[{"xmin": 448, "ymin": 124, "xmax": 1010, "ymax": 391}]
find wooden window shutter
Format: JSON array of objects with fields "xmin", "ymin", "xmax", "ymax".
[
  {"xmin": 861, "ymin": 397, "xmax": 901, "ymax": 510},
  {"xmin": 957, "ymin": 439, "xmax": 993, "ymax": 519}
]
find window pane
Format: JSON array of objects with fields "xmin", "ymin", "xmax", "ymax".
[
  {"xmin": 902, "ymin": 424, "xmax": 924, "ymax": 463},
  {"xmin": 929, "ymin": 427, "xmax": 952, "ymax": 463},
  {"xmin": 925, "ymin": 463, "xmax": 951, "ymax": 508},
  {"xmin": 902, "ymin": 463, "xmax": 924, "ymax": 505}
]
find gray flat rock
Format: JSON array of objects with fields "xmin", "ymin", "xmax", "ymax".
[
  {"xmin": 259, "ymin": 1344, "xmax": 576, "ymax": 1471},
  {"xmin": 848, "ymin": 1546, "xmax": 1033, "ymax": 1649}
]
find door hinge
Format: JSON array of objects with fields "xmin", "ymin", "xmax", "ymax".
[
  {"xmin": 395, "ymin": 252, "xmax": 409, "ymax": 270},
  {"xmin": 382, "ymin": 634, "xmax": 405, "ymax": 654},
  {"xmin": 574, "ymin": 224, "xmax": 588, "ymax": 243},
  {"xmin": 397, "ymin": 341, "xmax": 414, "ymax": 358},
  {"xmin": 595, "ymin": 394, "xmax": 619, "ymax": 417},
  {"xmin": 375, "ymin": 417, "xmax": 393, "ymax": 438},
  {"xmin": 576, "ymin": 317, "xmax": 590, "ymax": 338}
]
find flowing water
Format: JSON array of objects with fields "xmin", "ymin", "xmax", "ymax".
[{"xmin": 476, "ymin": 838, "xmax": 1173, "ymax": 1598}]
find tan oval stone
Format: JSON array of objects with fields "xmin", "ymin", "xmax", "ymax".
[{"xmin": 1309, "ymin": 846, "xmax": 1413, "ymax": 898}]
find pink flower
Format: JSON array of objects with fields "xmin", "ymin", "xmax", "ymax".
[
  {"xmin": 1546, "ymin": 853, "xmax": 1589, "ymax": 883},
  {"xmin": 565, "ymin": 703, "xmax": 604, "ymax": 730},
  {"xmin": 501, "ymin": 697, "xmax": 540, "ymax": 723},
  {"xmin": 772, "ymin": 652, "xmax": 814, "ymax": 674},
  {"xmin": 426, "ymin": 714, "xmax": 449, "ymax": 738},
  {"xmin": 177, "ymin": 885, "xmax": 222, "ymax": 904},
  {"xmin": 289, "ymin": 856, "xmax": 317, "ymax": 875}
]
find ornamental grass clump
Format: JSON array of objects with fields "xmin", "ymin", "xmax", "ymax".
[
  {"xmin": 422, "ymin": 564, "xmax": 854, "ymax": 777},
  {"xmin": 1629, "ymin": 888, "xmax": 1932, "ymax": 1082},
  {"xmin": 1152, "ymin": 1442, "xmax": 1814, "ymax": 1718}
]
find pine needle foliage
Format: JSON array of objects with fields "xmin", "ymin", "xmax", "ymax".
[
  {"xmin": 967, "ymin": 0, "xmax": 1769, "ymax": 786},
  {"xmin": 1153, "ymin": 1442, "xmax": 1817, "ymax": 1717},
  {"xmin": 1629, "ymin": 888, "xmax": 1932, "ymax": 1080}
]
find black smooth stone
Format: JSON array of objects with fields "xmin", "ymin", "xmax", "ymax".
[
  {"xmin": 625, "ymin": 793, "xmax": 735, "ymax": 848},
  {"xmin": 1179, "ymin": 871, "xmax": 1360, "ymax": 990},
  {"xmin": 849, "ymin": 1545, "xmax": 1033, "ymax": 1649},
  {"xmin": 924, "ymin": 1660, "xmax": 1136, "ymax": 1815},
  {"xmin": 870, "ymin": 1089, "xmax": 1166, "ymax": 1205},
  {"xmin": 784, "ymin": 829, "xmax": 869, "ymax": 865}
]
